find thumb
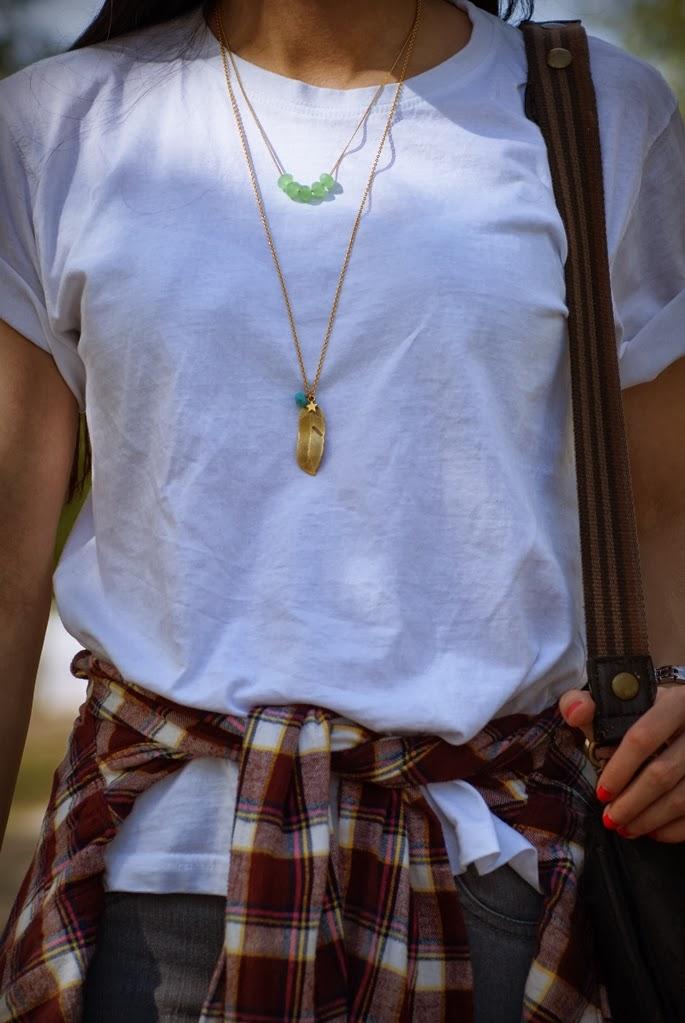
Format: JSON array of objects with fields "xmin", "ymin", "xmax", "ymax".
[{"xmin": 558, "ymin": 689, "xmax": 596, "ymax": 741}]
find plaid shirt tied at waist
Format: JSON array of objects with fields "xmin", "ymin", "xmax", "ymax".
[{"xmin": 0, "ymin": 649, "xmax": 608, "ymax": 1022}]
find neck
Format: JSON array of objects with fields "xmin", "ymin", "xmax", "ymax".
[{"xmin": 207, "ymin": 0, "xmax": 472, "ymax": 89}]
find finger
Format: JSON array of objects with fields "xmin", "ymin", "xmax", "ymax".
[
  {"xmin": 603, "ymin": 735, "xmax": 685, "ymax": 835},
  {"xmin": 647, "ymin": 817, "xmax": 685, "ymax": 844},
  {"xmin": 597, "ymin": 688, "xmax": 685, "ymax": 802},
  {"xmin": 608, "ymin": 787, "xmax": 685, "ymax": 839},
  {"xmin": 558, "ymin": 690, "xmax": 595, "ymax": 736}
]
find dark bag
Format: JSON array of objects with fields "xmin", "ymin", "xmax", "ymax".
[{"xmin": 520, "ymin": 19, "xmax": 685, "ymax": 1022}]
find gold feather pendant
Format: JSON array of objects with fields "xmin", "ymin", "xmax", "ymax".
[{"xmin": 296, "ymin": 400, "xmax": 326, "ymax": 475}]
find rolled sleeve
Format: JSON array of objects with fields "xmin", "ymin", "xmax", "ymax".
[
  {"xmin": 0, "ymin": 89, "xmax": 85, "ymax": 411},
  {"xmin": 612, "ymin": 104, "xmax": 685, "ymax": 389}
]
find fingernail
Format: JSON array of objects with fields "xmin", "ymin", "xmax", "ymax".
[
  {"xmin": 565, "ymin": 700, "xmax": 584, "ymax": 723},
  {"xmin": 603, "ymin": 812, "xmax": 618, "ymax": 830},
  {"xmin": 617, "ymin": 826, "xmax": 633, "ymax": 838},
  {"xmin": 596, "ymin": 786, "xmax": 612, "ymax": 803}
]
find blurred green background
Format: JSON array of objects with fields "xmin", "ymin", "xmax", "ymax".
[{"xmin": 0, "ymin": 0, "xmax": 682, "ymax": 926}]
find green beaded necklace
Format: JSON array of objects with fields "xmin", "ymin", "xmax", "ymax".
[
  {"xmin": 224, "ymin": 25, "xmax": 416, "ymax": 205},
  {"xmin": 214, "ymin": 0, "xmax": 422, "ymax": 472},
  {"xmin": 277, "ymin": 172, "xmax": 336, "ymax": 204}
]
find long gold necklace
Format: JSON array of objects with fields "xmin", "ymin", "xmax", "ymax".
[
  {"xmin": 224, "ymin": 22, "xmax": 419, "ymax": 204},
  {"xmin": 213, "ymin": 0, "xmax": 423, "ymax": 474}
]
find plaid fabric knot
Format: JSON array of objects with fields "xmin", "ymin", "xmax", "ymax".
[
  {"xmin": 0, "ymin": 651, "xmax": 607, "ymax": 1022},
  {"xmin": 205, "ymin": 705, "xmax": 478, "ymax": 1022}
]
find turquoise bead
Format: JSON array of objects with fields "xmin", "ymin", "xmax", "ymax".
[
  {"xmin": 285, "ymin": 180, "xmax": 300, "ymax": 199},
  {"xmin": 311, "ymin": 181, "xmax": 326, "ymax": 199},
  {"xmin": 295, "ymin": 391, "xmax": 308, "ymax": 407},
  {"xmin": 278, "ymin": 173, "xmax": 294, "ymax": 190},
  {"xmin": 319, "ymin": 173, "xmax": 335, "ymax": 191}
]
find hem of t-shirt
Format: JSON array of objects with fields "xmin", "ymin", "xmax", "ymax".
[
  {"xmin": 104, "ymin": 852, "xmax": 232, "ymax": 896},
  {"xmin": 102, "ymin": 841, "xmax": 543, "ymax": 896},
  {"xmin": 461, "ymin": 845, "xmax": 543, "ymax": 895}
]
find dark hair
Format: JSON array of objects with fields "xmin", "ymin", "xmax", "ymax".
[{"xmin": 61, "ymin": 0, "xmax": 535, "ymax": 507}]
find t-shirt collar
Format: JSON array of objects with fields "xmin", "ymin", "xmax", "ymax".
[{"xmin": 187, "ymin": 0, "xmax": 496, "ymax": 114}]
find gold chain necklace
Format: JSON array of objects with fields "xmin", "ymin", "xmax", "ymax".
[
  {"xmin": 213, "ymin": 0, "xmax": 423, "ymax": 475},
  {"xmin": 224, "ymin": 22, "xmax": 418, "ymax": 204}
]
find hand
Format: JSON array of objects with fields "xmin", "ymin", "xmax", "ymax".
[{"xmin": 558, "ymin": 686, "xmax": 685, "ymax": 843}]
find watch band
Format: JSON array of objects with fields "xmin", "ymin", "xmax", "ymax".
[{"xmin": 656, "ymin": 665, "xmax": 685, "ymax": 684}]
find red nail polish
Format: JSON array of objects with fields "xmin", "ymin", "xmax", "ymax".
[
  {"xmin": 617, "ymin": 826, "xmax": 632, "ymax": 838},
  {"xmin": 603, "ymin": 812, "xmax": 618, "ymax": 830},
  {"xmin": 565, "ymin": 700, "xmax": 583, "ymax": 722},
  {"xmin": 596, "ymin": 786, "xmax": 612, "ymax": 803}
]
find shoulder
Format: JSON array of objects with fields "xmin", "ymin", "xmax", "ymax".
[
  {"xmin": 491, "ymin": 17, "xmax": 678, "ymax": 150},
  {"xmin": 0, "ymin": 50, "xmax": 112, "ymax": 169},
  {"xmin": 0, "ymin": 9, "xmax": 202, "ymax": 178},
  {"xmin": 583, "ymin": 32, "xmax": 678, "ymax": 148}
]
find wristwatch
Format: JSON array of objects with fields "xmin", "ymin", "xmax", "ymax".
[{"xmin": 656, "ymin": 665, "xmax": 685, "ymax": 684}]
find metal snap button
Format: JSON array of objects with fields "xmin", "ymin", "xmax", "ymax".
[
  {"xmin": 611, "ymin": 672, "xmax": 640, "ymax": 701},
  {"xmin": 547, "ymin": 47, "xmax": 573, "ymax": 69}
]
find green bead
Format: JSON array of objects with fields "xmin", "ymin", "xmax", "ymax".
[
  {"xmin": 311, "ymin": 181, "xmax": 326, "ymax": 198},
  {"xmin": 285, "ymin": 181, "xmax": 300, "ymax": 199},
  {"xmin": 297, "ymin": 185, "xmax": 313, "ymax": 202},
  {"xmin": 278, "ymin": 173, "xmax": 294, "ymax": 190},
  {"xmin": 295, "ymin": 390, "xmax": 308, "ymax": 407},
  {"xmin": 319, "ymin": 173, "xmax": 335, "ymax": 190}
]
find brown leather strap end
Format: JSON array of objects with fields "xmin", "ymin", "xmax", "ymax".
[{"xmin": 587, "ymin": 655, "xmax": 657, "ymax": 745}]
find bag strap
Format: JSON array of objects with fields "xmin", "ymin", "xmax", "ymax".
[{"xmin": 519, "ymin": 19, "xmax": 657, "ymax": 744}]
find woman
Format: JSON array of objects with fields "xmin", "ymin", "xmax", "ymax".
[{"xmin": 0, "ymin": 0, "xmax": 683, "ymax": 1019}]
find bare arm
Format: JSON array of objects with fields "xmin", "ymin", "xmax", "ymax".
[
  {"xmin": 0, "ymin": 318, "xmax": 78, "ymax": 848},
  {"xmin": 559, "ymin": 354, "xmax": 685, "ymax": 842},
  {"xmin": 623, "ymin": 354, "xmax": 685, "ymax": 666}
]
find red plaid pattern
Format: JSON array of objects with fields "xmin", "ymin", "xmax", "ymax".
[{"xmin": 0, "ymin": 649, "xmax": 608, "ymax": 1021}]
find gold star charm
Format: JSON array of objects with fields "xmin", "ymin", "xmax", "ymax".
[{"xmin": 306, "ymin": 400, "xmax": 318, "ymax": 412}]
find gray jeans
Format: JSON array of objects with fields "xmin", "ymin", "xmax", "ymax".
[{"xmin": 83, "ymin": 863, "xmax": 543, "ymax": 1023}]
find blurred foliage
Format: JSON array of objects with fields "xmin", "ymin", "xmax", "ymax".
[
  {"xmin": 53, "ymin": 416, "xmax": 92, "ymax": 573},
  {"xmin": 54, "ymin": 479, "xmax": 91, "ymax": 571},
  {"xmin": 12, "ymin": 716, "xmax": 69, "ymax": 805},
  {"xmin": 592, "ymin": 0, "xmax": 684, "ymax": 107},
  {"xmin": 0, "ymin": 0, "xmax": 56, "ymax": 78},
  {"xmin": 0, "ymin": 35, "xmax": 14, "ymax": 76}
]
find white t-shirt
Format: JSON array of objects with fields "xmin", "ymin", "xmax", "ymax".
[{"xmin": 1, "ymin": 0, "xmax": 683, "ymax": 897}]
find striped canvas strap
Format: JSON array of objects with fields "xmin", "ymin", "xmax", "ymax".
[{"xmin": 519, "ymin": 19, "xmax": 657, "ymax": 744}]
